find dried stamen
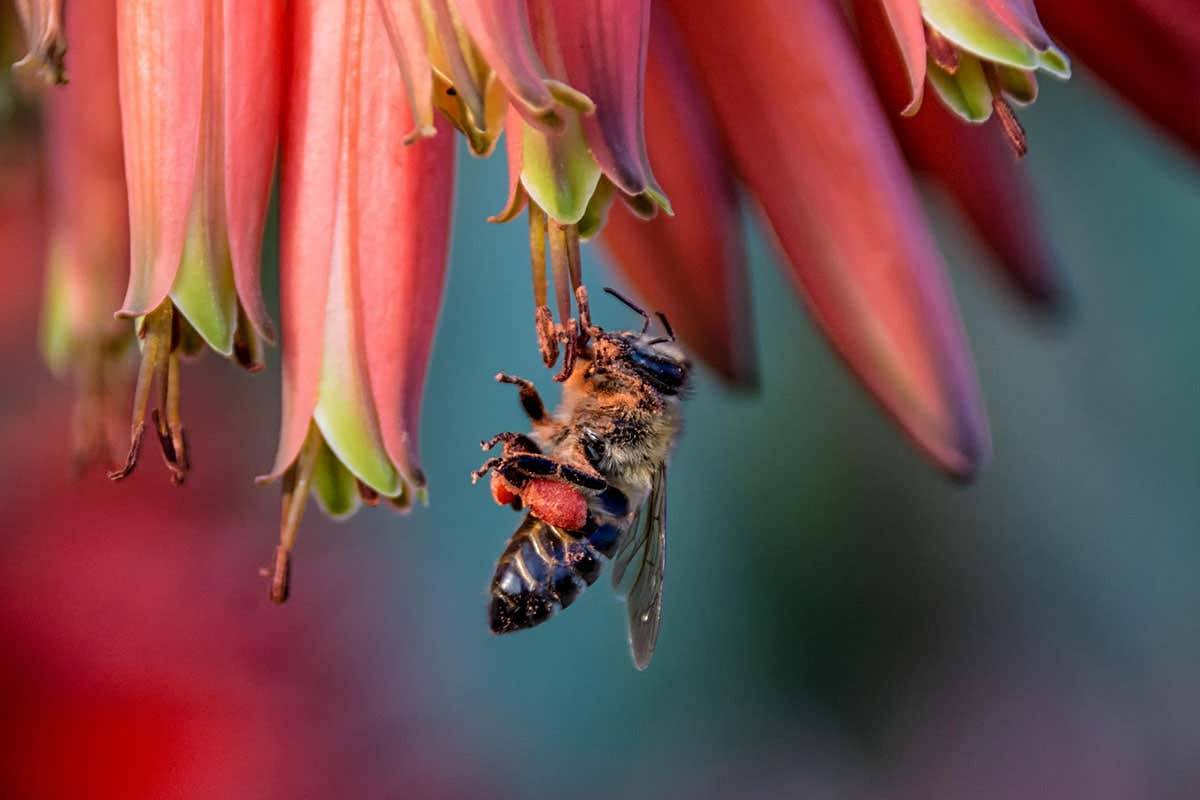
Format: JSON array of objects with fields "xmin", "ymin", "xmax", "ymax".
[
  {"xmin": 357, "ymin": 479, "xmax": 381, "ymax": 507},
  {"xmin": 984, "ymin": 63, "xmax": 1029, "ymax": 158},
  {"xmin": 108, "ymin": 301, "xmax": 174, "ymax": 481},
  {"xmin": 925, "ymin": 26, "xmax": 960, "ymax": 74},
  {"xmin": 151, "ymin": 348, "xmax": 188, "ymax": 485},
  {"xmin": 232, "ymin": 304, "xmax": 265, "ymax": 372},
  {"xmin": 270, "ymin": 423, "xmax": 323, "ymax": 604}
]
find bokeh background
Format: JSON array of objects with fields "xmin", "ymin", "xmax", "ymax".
[{"xmin": 3, "ymin": 41, "xmax": 1200, "ymax": 800}]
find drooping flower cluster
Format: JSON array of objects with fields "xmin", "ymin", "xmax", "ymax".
[{"xmin": 17, "ymin": 0, "xmax": 1199, "ymax": 599}]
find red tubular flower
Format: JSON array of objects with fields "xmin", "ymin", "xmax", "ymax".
[
  {"xmin": 264, "ymin": 0, "xmax": 455, "ymax": 602},
  {"xmin": 38, "ymin": 0, "xmax": 133, "ymax": 471},
  {"xmin": 1037, "ymin": 0, "xmax": 1200, "ymax": 155},
  {"xmin": 111, "ymin": 0, "xmax": 283, "ymax": 484},
  {"xmin": 663, "ymin": 0, "xmax": 991, "ymax": 477},
  {"xmin": 855, "ymin": 0, "xmax": 1065, "ymax": 306},
  {"xmin": 599, "ymin": 11, "xmax": 755, "ymax": 386}
]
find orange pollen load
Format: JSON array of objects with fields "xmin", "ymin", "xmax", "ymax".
[
  {"xmin": 522, "ymin": 478, "xmax": 588, "ymax": 530},
  {"xmin": 490, "ymin": 474, "xmax": 520, "ymax": 506}
]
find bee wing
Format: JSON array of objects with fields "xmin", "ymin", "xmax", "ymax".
[{"xmin": 612, "ymin": 464, "xmax": 668, "ymax": 670}]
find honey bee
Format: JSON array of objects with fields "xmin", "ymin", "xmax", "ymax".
[{"xmin": 472, "ymin": 289, "xmax": 690, "ymax": 669}]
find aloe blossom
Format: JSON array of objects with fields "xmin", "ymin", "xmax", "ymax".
[
  {"xmin": 109, "ymin": 1, "xmax": 282, "ymax": 484},
  {"xmin": 38, "ymin": 0, "xmax": 132, "ymax": 471},
  {"xmin": 16, "ymin": 0, "xmax": 1199, "ymax": 600},
  {"xmin": 261, "ymin": 0, "xmax": 455, "ymax": 603},
  {"xmin": 876, "ymin": 0, "xmax": 1070, "ymax": 154}
]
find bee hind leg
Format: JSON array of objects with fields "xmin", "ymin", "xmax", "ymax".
[{"xmin": 500, "ymin": 453, "xmax": 607, "ymax": 492}]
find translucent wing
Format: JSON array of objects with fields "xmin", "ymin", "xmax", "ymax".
[{"xmin": 612, "ymin": 464, "xmax": 668, "ymax": 670}]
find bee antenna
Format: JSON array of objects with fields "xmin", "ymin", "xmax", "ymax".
[
  {"xmin": 655, "ymin": 312, "xmax": 676, "ymax": 341},
  {"xmin": 602, "ymin": 287, "xmax": 651, "ymax": 333}
]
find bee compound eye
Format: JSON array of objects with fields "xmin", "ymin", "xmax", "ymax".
[{"xmin": 581, "ymin": 430, "xmax": 606, "ymax": 468}]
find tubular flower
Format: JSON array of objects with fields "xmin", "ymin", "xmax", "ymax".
[
  {"xmin": 488, "ymin": 0, "xmax": 671, "ymax": 380},
  {"xmin": 110, "ymin": 0, "xmax": 283, "ymax": 485},
  {"xmin": 877, "ymin": 0, "xmax": 1071, "ymax": 155},
  {"xmin": 855, "ymin": 0, "xmax": 1065, "ymax": 306},
  {"xmin": 38, "ymin": 0, "xmax": 133, "ymax": 472},
  {"xmin": 375, "ymin": 0, "xmax": 594, "ymax": 153},
  {"xmin": 11, "ymin": 0, "xmax": 65, "ymax": 86},
  {"xmin": 261, "ymin": 0, "xmax": 455, "ymax": 603}
]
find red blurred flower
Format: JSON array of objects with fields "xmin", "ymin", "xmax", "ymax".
[{"xmin": 37, "ymin": 0, "xmax": 132, "ymax": 473}]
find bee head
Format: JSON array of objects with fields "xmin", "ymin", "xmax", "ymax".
[{"xmin": 588, "ymin": 289, "xmax": 690, "ymax": 395}]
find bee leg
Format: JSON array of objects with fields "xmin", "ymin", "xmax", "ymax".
[
  {"xmin": 502, "ymin": 453, "xmax": 607, "ymax": 492},
  {"xmin": 471, "ymin": 457, "xmax": 502, "ymax": 484},
  {"xmin": 495, "ymin": 372, "xmax": 547, "ymax": 422},
  {"xmin": 481, "ymin": 431, "xmax": 542, "ymax": 454}
]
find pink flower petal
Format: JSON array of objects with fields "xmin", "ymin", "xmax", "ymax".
[
  {"xmin": 553, "ymin": 0, "xmax": 667, "ymax": 206},
  {"xmin": 354, "ymin": 73, "xmax": 455, "ymax": 488},
  {"xmin": 115, "ymin": 0, "xmax": 203, "ymax": 319},
  {"xmin": 488, "ymin": 106, "xmax": 529, "ymax": 223},
  {"xmin": 878, "ymin": 0, "xmax": 928, "ymax": 115},
  {"xmin": 222, "ymin": 1, "xmax": 283, "ymax": 342},
  {"xmin": 600, "ymin": 11, "xmax": 754, "ymax": 385},
  {"xmin": 451, "ymin": 0, "xmax": 591, "ymax": 129},
  {"xmin": 376, "ymin": 0, "xmax": 438, "ymax": 143},
  {"xmin": 667, "ymin": 0, "xmax": 991, "ymax": 476},
  {"xmin": 270, "ymin": 0, "xmax": 349, "ymax": 477}
]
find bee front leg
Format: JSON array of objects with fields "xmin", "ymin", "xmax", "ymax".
[{"xmin": 495, "ymin": 373, "xmax": 547, "ymax": 423}]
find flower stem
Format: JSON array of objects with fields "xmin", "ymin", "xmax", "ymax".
[{"xmin": 271, "ymin": 423, "xmax": 324, "ymax": 604}]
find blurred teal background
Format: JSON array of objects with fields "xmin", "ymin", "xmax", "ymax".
[{"xmin": 3, "ymin": 71, "xmax": 1199, "ymax": 798}]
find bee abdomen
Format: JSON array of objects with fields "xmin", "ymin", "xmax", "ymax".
[{"xmin": 489, "ymin": 517, "xmax": 619, "ymax": 635}]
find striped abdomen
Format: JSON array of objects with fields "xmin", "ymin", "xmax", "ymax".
[{"xmin": 489, "ymin": 487, "xmax": 630, "ymax": 634}]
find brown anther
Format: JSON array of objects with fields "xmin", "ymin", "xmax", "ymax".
[
  {"xmin": 984, "ymin": 63, "xmax": 1029, "ymax": 158},
  {"xmin": 575, "ymin": 285, "xmax": 594, "ymax": 341},
  {"xmin": 926, "ymin": 26, "xmax": 960, "ymax": 74},
  {"xmin": 554, "ymin": 319, "xmax": 579, "ymax": 383},
  {"xmin": 232, "ymin": 306, "xmax": 265, "ymax": 373},
  {"xmin": 270, "ymin": 546, "xmax": 291, "ymax": 604},
  {"xmin": 535, "ymin": 305, "xmax": 558, "ymax": 367},
  {"xmin": 357, "ymin": 480, "xmax": 381, "ymax": 507},
  {"xmin": 388, "ymin": 482, "xmax": 413, "ymax": 514},
  {"xmin": 270, "ymin": 424, "xmax": 323, "ymax": 604},
  {"xmin": 529, "ymin": 205, "xmax": 559, "ymax": 366},
  {"xmin": 153, "ymin": 346, "xmax": 188, "ymax": 485}
]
